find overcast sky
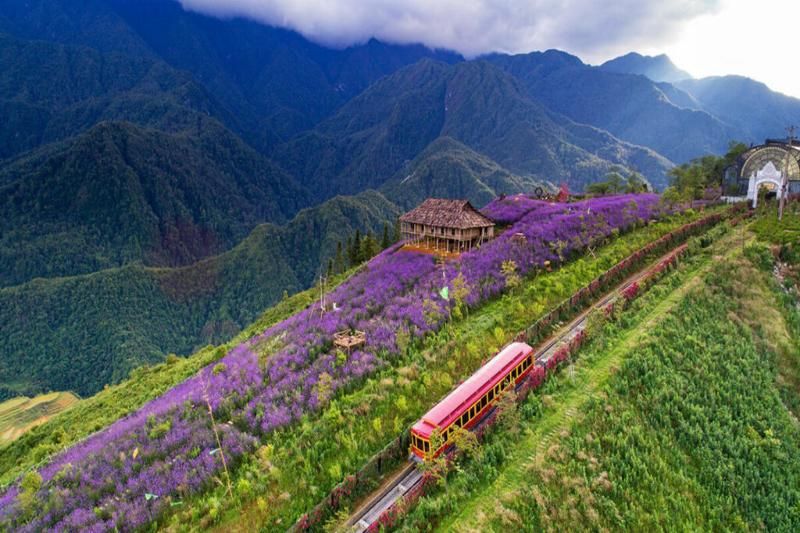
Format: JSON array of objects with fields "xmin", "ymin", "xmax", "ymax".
[{"xmin": 180, "ymin": 0, "xmax": 800, "ymax": 97}]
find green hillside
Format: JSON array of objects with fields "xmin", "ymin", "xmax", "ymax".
[
  {"xmin": 0, "ymin": 270, "xmax": 342, "ymax": 486},
  {"xmin": 0, "ymin": 190, "xmax": 399, "ymax": 400},
  {"xmin": 381, "ymin": 137, "xmax": 546, "ymax": 209},
  {"xmin": 0, "ymin": 32, "xmax": 241, "ymax": 160},
  {"xmin": 487, "ymin": 50, "xmax": 735, "ymax": 164},
  {"xmin": 275, "ymin": 59, "xmax": 673, "ymax": 200},
  {"xmin": 394, "ymin": 220, "xmax": 800, "ymax": 532},
  {"xmin": 0, "ymin": 120, "xmax": 308, "ymax": 286}
]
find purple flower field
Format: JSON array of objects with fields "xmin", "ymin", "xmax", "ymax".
[{"xmin": 0, "ymin": 194, "xmax": 667, "ymax": 531}]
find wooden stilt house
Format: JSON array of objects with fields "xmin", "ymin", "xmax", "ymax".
[{"xmin": 399, "ymin": 199, "xmax": 495, "ymax": 254}]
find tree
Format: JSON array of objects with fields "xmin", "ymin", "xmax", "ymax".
[
  {"xmin": 348, "ymin": 230, "xmax": 362, "ymax": 266},
  {"xmin": 422, "ymin": 297, "xmax": 444, "ymax": 326},
  {"xmin": 450, "ymin": 426, "xmax": 481, "ymax": 461},
  {"xmin": 359, "ymin": 232, "xmax": 380, "ymax": 262},
  {"xmin": 667, "ymin": 141, "xmax": 748, "ymax": 201},
  {"xmin": 381, "ymin": 222, "xmax": 391, "ymax": 249},
  {"xmin": 451, "ymin": 272, "xmax": 471, "ymax": 316},
  {"xmin": 586, "ymin": 180, "xmax": 611, "ymax": 195},
  {"xmin": 334, "ymin": 241, "xmax": 345, "ymax": 274},
  {"xmin": 606, "ymin": 171, "xmax": 624, "ymax": 193},
  {"xmin": 625, "ymin": 171, "xmax": 649, "ymax": 193}
]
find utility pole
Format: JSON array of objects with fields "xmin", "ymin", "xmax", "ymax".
[{"xmin": 780, "ymin": 125, "xmax": 796, "ymax": 221}]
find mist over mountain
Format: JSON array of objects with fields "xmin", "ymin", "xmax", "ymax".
[{"xmin": 2, "ymin": 0, "xmax": 800, "ymax": 397}]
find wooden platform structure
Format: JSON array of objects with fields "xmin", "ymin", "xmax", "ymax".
[
  {"xmin": 399, "ymin": 199, "xmax": 495, "ymax": 255},
  {"xmin": 333, "ymin": 329, "xmax": 366, "ymax": 353}
]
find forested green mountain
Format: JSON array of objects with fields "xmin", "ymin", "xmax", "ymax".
[
  {"xmin": 600, "ymin": 52, "xmax": 800, "ymax": 146},
  {"xmin": 676, "ymin": 76, "xmax": 800, "ymax": 143},
  {"xmin": 0, "ymin": 0, "xmax": 461, "ymax": 152},
  {"xmin": 0, "ymin": 120, "xmax": 307, "ymax": 286},
  {"xmin": 380, "ymin": 137, "xmax": 543, "ymax": 210},
  {"xmin": 3, "ymin": 0, "xmax": 800, "ymax": 405},
  {"xmin": 276, "ymin": 58, "xmax": 672, "ymax": 196},
  {"xmin": 486, "ymin": 50, "xmax": 736, "ymax": 163},
  {"xmin": 0, "ymin": 32, "xmax": 239, "ymax": 160},
  {"xmin": 0, "ymin": 190, "xmax": 399, "ymax": 400}
]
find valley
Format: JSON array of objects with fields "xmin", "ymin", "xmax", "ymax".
[{"xmin": 2, "ymin": 2, "xmax": 800, "ymax": 532}]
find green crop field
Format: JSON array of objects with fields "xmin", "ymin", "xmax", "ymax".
[
  {"xmin": 0, "ymin": 392, "xmax": 79, "ymax": 446},
  {"xmin": 393, "ymin": 225, "xmax": 800, "ymax": 532}
]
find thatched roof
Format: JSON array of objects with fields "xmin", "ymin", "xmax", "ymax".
[{"xmin": 400, "ymin": 199, "xmax": 494, "ymax": 229}]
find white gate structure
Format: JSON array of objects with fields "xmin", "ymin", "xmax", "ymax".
[{"xmin": 746, "ymin": 160, "xmax": 785, "ymax": 208}]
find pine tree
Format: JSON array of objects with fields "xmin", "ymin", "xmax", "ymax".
[
  {"xmin": 345, "ymin": 236, "xmax": 354, "ymax": 267},
  {"xmin": 360, "ymin": 232, "xmax": 380, "ymax": 261},
  {"xmin": 326, "ymin": 258, "xmax": 333, "ymax": 278},
  {"xmin": 349, "ymin": 230, "xmax": 362, "ymax": 265},
  {"xmin": 381, "ymin": 222, "xmax": 391, "ymax": 249},
  {"xmin": 334, "ymin": 241, "xmax": 345, "ymax": 274}
]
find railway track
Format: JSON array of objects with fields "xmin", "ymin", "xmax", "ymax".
[
  {"xmin": 343, "ymin": 243, "xmax": 687, "ymax": 532},
  {"xmin": 347, "ymin": 463, "xmax": 422, "ymax": 532}
]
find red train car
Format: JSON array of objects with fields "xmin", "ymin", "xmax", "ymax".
[{"xmin": 409, "ymin": 342, "xmax": 535, "ymax": 460}]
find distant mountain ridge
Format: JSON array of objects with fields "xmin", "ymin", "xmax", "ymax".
[
  {"xmin": 276, "ymin": 57, "xmax": 671, "ymax": 198},
  {"xmin": 600, "ymin": 51, "xmax": 800, "ymax": 146},
  {"xmin": 600, "ymin": 52, "xmax": 692, "ymax": 83},
  {"xmin": 0, "ymin": 120, "xmax": 307, "ymax": 286},
  {"xmin": 4, "ymin": 0, "xmax": 800, "ymax": 398},
  {"xmin": 487, "ymin": 50, "xmax": 735, "ymax": 163}
]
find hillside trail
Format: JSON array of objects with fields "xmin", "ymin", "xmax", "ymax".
[{"xmin": 440, "ymin": 232, "xmax": 750, "ymax": 532}]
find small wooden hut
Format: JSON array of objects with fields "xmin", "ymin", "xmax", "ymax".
[{"xmin": 399, "ymin": 199, "xmax": 495, "ymax": 254}]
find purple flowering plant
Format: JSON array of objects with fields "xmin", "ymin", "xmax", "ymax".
[{"xmin": 0, "ymin": 194, "xmax": 667, "ymax": 531}]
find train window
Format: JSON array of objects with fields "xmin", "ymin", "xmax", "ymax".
[
  {"xmin": 488, "ymin": 389, "xmax": 494, "ymax": 401},
  {"xmin": 481, "ymin": 396, "xmax": 487, "ymax": 408},
  {"xmin": 423, "ymin": 440, "xmax": 429, "ymax": 452}
]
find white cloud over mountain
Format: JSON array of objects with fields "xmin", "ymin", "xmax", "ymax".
[{"xmin": 178, "ymin": 0, "xmax": 720, "ymax": 61}]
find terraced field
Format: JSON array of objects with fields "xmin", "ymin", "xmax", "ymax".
[{"xmin": 0, "ymin": 392, "xmax": 79, "ymax": 445}]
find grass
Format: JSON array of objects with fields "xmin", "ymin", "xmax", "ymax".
[
  {"xmin": 175, "ymin": 209, "xmax": 723, "ymax": 531},
  {"xmin": 0, "ymin": 266, "xmax": 358, "ymax": 488},
  {"xmin": 409, "ymin": 225, "xmax": 742, "ymax": 532}
]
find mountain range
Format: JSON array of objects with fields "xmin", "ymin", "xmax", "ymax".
[{"xmin": 3, "ymin": 0, "xmax": 800, "ymax": 399}]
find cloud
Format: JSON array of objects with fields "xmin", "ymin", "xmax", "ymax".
[{"xmin": 178, "ymin": 0, "xmax": 720, "ymax": 62}]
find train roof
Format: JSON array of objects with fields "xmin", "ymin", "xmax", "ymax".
[{"xmin": 411, "ymin": 342, "xmax": 533, "ymax": 439}]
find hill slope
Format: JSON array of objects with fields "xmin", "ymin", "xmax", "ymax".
[
  {"xmin": 677, "ymin": 76, "xmax": 800, "ymax": 144},
  {"xmin": 380, "ymin": 137, "xmax": 544, "ymax": 209},
  {"xmin": 0, "ymin": 120, "xmax": 307, "ymax": 286},
  {"xmin": 600, "ymin": 51, "xmax": 692, "ymax": 83},
  {"xmin": 276, "ymin": 58, "xmax": 672, "ymax": 196},
  {"xmin": 487, "ymin": 50, "xmax": 735, "ymax": 163},
  {"xmin": 0, "ymin": 32, "xmax": 239, "ymax": 161},
  {"xmin": 0, "ymin": 190, "xmax": 399, "ymax": 400}
]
